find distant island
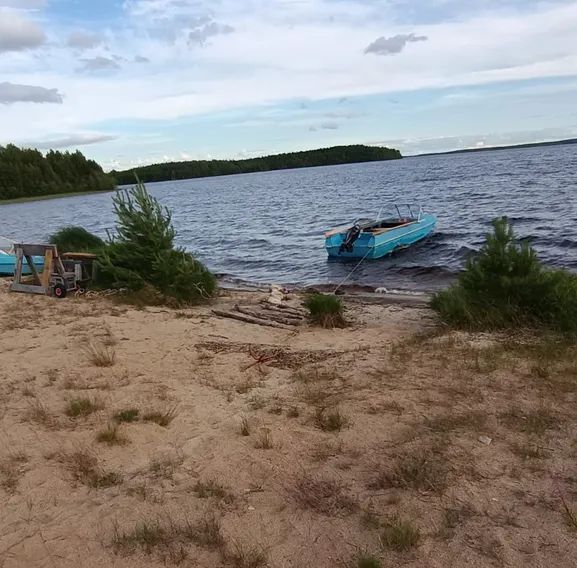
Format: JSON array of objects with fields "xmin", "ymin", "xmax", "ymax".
[
  {"xmin": 417, "ymin": 137, "xmax": 577, "ymax": 157},
  {"xmin": 112, "ymin": 144, "xmax": 402, "ymax": 185},
  {"xmin": 0, "ymin": 144, "xmax": 114, "ymax": 202}
]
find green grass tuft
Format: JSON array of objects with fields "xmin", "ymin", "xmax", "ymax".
[
  {"xmin": 356, "ymin": 553, "xmax": 382, "ymax": 568},
  {"xmin": 65, "ymin": 396, "xmax": 104, "ymax": 418},
  {"xmin": 304, "ymin": 293, "xmax": 346, "ymax": 328},
  {"xmin": 380, "ymin": 517, "xmax": 420, "ymax": 552},
  {"xmin": 142, "ymin": 407, "xmax": 177, "ymax": 427},
  {"xmin": 113, "ymin": 408, "xmax": 140, "ymax": 423}
]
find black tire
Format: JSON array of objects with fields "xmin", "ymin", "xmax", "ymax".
[{"xmin": 53, "ymin": 283, "xmax": 67, "ymax": 299}]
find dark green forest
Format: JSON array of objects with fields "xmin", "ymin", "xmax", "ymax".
[
  {"xmin": 0, "ymin": 144, "xmax": 115, "ymax": 201},
  {"xmin": 112, "ymin": 144, "xmax": 402, "ymax": 184}
]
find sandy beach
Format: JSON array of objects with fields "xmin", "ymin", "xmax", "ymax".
[{"xmin": 1, "ymin": 284, "xmax": 577, "ymax": 567}]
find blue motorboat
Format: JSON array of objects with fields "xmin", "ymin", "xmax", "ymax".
[
  {"xmin": 325, "ymin": 206, "xmax": 436, "ymax": 259},
  {"xmin": 0, "ymin": 237, "xmax": 44, "ymax": 276}
]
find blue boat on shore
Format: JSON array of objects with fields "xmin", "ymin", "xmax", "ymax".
[
  {"xmin": 0, "ymin": 237, "xmax": 44, "ymax": 276},
  {"xmin": 325, "ymin": 206, "xmax": 436, "ymax": 260}
]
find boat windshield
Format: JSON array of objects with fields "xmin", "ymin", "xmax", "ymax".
[{"xmin": 0, "ymin": 236, "xmax": 15, "ymax": 254}]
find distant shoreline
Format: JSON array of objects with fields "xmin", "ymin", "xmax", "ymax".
[
  {"xmin": 0, "ymin": 188, "xmax": 115, "ymax": 206},
  {"xmin": 412, "ymin": 137, "xmax": 577, "ymax": 157},
  {"xmin": 2, "ymin": 137, "xmax": 576, "ymax": 206}
]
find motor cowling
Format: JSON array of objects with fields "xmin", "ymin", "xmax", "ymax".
[{"xmin": 339, "ymin": 223, "xmax": 361, "ymax": 254}]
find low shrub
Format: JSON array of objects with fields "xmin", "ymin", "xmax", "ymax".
[
  {"xmin": 431, "ymin": 217, "xmax": 577, "ymax": 334},
  {"xmin": 304, "ymin": 293, "xmax": 346, "ymax": 328},
  {"xmin": 49, "ymin": 226, "xmax": 105, "ymax": 253}
]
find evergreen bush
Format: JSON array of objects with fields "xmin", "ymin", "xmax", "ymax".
[
  {"xmin": 431, "ymin": 217, "xmax": 577, "ymax": 334},
  {"xmin": 49, "ymin": 226, "xmax": 105, "ymax": 253},
  {"xmin": 93, "ymin": 182, "xmax": 216, "ymax": 304}
]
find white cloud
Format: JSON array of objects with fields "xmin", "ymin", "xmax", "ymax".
[
  {"xmin": 372, "ymin": 126, "xmax": 577, "ymax": 155},
  {"xmin": 0, "ymin": 81, "xmax": 63, "ymax": 104},
  {"xmin": 67, "ymin": 31, "xmax": 103, "ymax": 50},
  {"xmin": 134, "ymin": 55, "xmax": 150, "ymax": 63},
  {"xmin": 188, "ymin": 22, "xmax": 234, "ymax": 46},
  {"xmin": 20, "ymin": 133, "xmax": 118, "ymax": 149},
  {"xmin": 364, "ymin": 33, "xmax": 428, "ymax": 56},
  {"xmin": 0, "ymin": 0, "xmax": 45, "ymax": 7},
  {"xmin": 0, "ymin": 8, "xmax": 45, "ymax": 52},
  {"xmin": 1, "ymin": 0, "xmax": 577, "ymax": 158},
  {"xmin": 78, "ymin": 56, "xmax": 121, "ymax": 73}
]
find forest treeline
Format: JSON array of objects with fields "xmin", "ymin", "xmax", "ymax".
[
  {"xmin": 0, "ymin": 144, "xmax": 115, "ymax": 201},
  {"xmin": 112, "ymin": 144, "xmax": 402, "ymax": 184}
]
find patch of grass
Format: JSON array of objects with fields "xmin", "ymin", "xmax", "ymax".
[
  {"xmin": 304, "ymin": 293, "xmax": 346, "ymax": 328},
  {"xmin": 113, "ymin": 408, "xmax": 140, "ymax": 423},
  {"xmin": 380, "ymin": 517, "xmax": 420, "ymax": 552},
  {"xmin": 424, "ymin": 411, "xmax": 486, "ymax": 433},
  {"xmin": 286, "ymin": 405, "xmax": 300, "ymax": 418},
  {"xmin": 268, "ymin": 402, "xmax": 283, "ymax": 415},
  {"xmin": 370, "ymin": 449, "xmax": 448, "ymax": 493},
  {"xmin": 500, "ymin": 406, "xmax": 559, "ymax": 436},
  {"xmin": 45, "ymin": 368, "xmax": 59, "ymax": 383},
  {"xmin": 561, "ymin": 496, "xmax": 577, "ymax": 533},
  {"xmin": 240, "ymin": 416, "xmax": 251, "ymax": 436},
  {"xmin": 25, "ymin": 399, "xmax": 54, "ymax": 426},
  {"xmin": 297, "ymin": 383, "xmax": 336, "ymax": 407},
  {"xmin": 248, "ymin": 395, "xmax": 266, "ymax": 410},
  {"xmin": 0, "ymin": 452, "xmax": 29, "ymax": 493},
  {"xmin": 142, "ymin": 407, "xmax": 177, "ymax": 427},
  {"xmin": 292, "ymin": 367, "xmax": 339, "ymax": 384},
  {"xmin": 360, "ymin": 508, "xmax": 381, "ymax": 530},
  {"xmin": 148, "ymin": 453, "xmax": 183, "ymax": 480},
  {"xmin": 62, "ymin": 450, "xmax": 122, "ymax": 488},
  {"xmin": 193, "ymin": 478, "xmax": 234, "ymax": 503},
  {"xmin": 511, "ymin": 443, "xmax": 547, "ymax": 460},
  {"xmin": 84, "ymin": 342, "xmax": 116, "ymax": 367},
  {"xmin": 65, "ymin": 396, "xmax": 104, "ymax": 418},
  {"xmin": 355, "ymin": 553, "xmax": 382, "ymax": 568},
  {"xmin": 111, "ymin": 515, "xmax": 224, "ymax": 556},
  {"xmin": 290, "ymin": 472, "xmax": 357, "ymax": 516},
  {"xmin": 225, "ymin": 542, "xmax": 268, "ymax": 568},
  {"xmin": 96, "ymin": 423, "xmax": 129, "ymax": 446},
  {"xmin": 254, "ymin": 428, "xmax": 274, "ymax": 449},
  {"xmin": 440, "ymin": 504, "xmax": 476, "ymax": 538},
  {"xmin": 22, "ymin": 386, "xmax": 36, "ymax": 397},
  {"xmin": 314, "ymin": 406, "xmax": 349, "ymax": 432}
]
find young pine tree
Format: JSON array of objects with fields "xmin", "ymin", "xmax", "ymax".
[{"xmin": 95, "ymin": 181, "xmax": 216, "ymax": 304}]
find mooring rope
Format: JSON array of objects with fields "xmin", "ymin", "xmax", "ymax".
[{"xmin": 332, "ymin": 247, "xmax": 373, "ymax": 295}]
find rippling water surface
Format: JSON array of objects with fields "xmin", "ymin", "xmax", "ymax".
[{"xmin": 1, "ymin": 143, "xmax": 576, "ymax": 291}]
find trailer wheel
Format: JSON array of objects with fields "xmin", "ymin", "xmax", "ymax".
[{"xmin": 53, "ymin": 283, "xmax": 67, "ymax": 299}]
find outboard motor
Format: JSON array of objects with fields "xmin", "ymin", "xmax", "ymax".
[{"xmin": 339, "ymin": 223, "xmax": 361, "ymax": 254}]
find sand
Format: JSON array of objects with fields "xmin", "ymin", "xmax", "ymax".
[{"xmin": 1, "ymin": 284, "xmax": 577, "ymax": 567}]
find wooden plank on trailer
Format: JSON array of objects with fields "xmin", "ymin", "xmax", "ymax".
[
  {"xmin": 12, "ymin": 247, "xmax": 23, "ymax": 286},
  {"xmin": 41, "ymin": 248, "xmax": 53, "ymax": 288},
  {"xmin": 11, "ymin": 283, "xmax": 48, "ymax": 295}
]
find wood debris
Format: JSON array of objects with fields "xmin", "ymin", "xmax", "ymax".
[{"xmin": 211, "ymin": 302, "xmax": 306, "ymax": 330}]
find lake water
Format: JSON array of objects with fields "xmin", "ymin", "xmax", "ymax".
[{"xmin": 1, "ymin": 143, "xmax": 576, "ymax": 292}]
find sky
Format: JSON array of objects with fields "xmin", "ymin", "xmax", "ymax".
[{"xmin": 1, "ymin": 0, "xmax": 577, "ymax": 170}]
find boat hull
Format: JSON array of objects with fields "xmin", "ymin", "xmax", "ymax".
[
  {"xmin": 325, "ymin": 214, "xmax": 437, "ymax": 259},
  {"xmin": 0, "ymin": 253, "xmax": 44, "ymax": 276}
]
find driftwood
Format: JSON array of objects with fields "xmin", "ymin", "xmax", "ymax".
[
  {"xmin": 234, "ymin": 304, "xmax": 301, "ymax": 327},
  {"xmin": 260, "ymin": 302, "xmax": 307, "ymax": 317},
  {"xmin": 212, "ymin": 309, "xmax": 293, "ymax": 330}
]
